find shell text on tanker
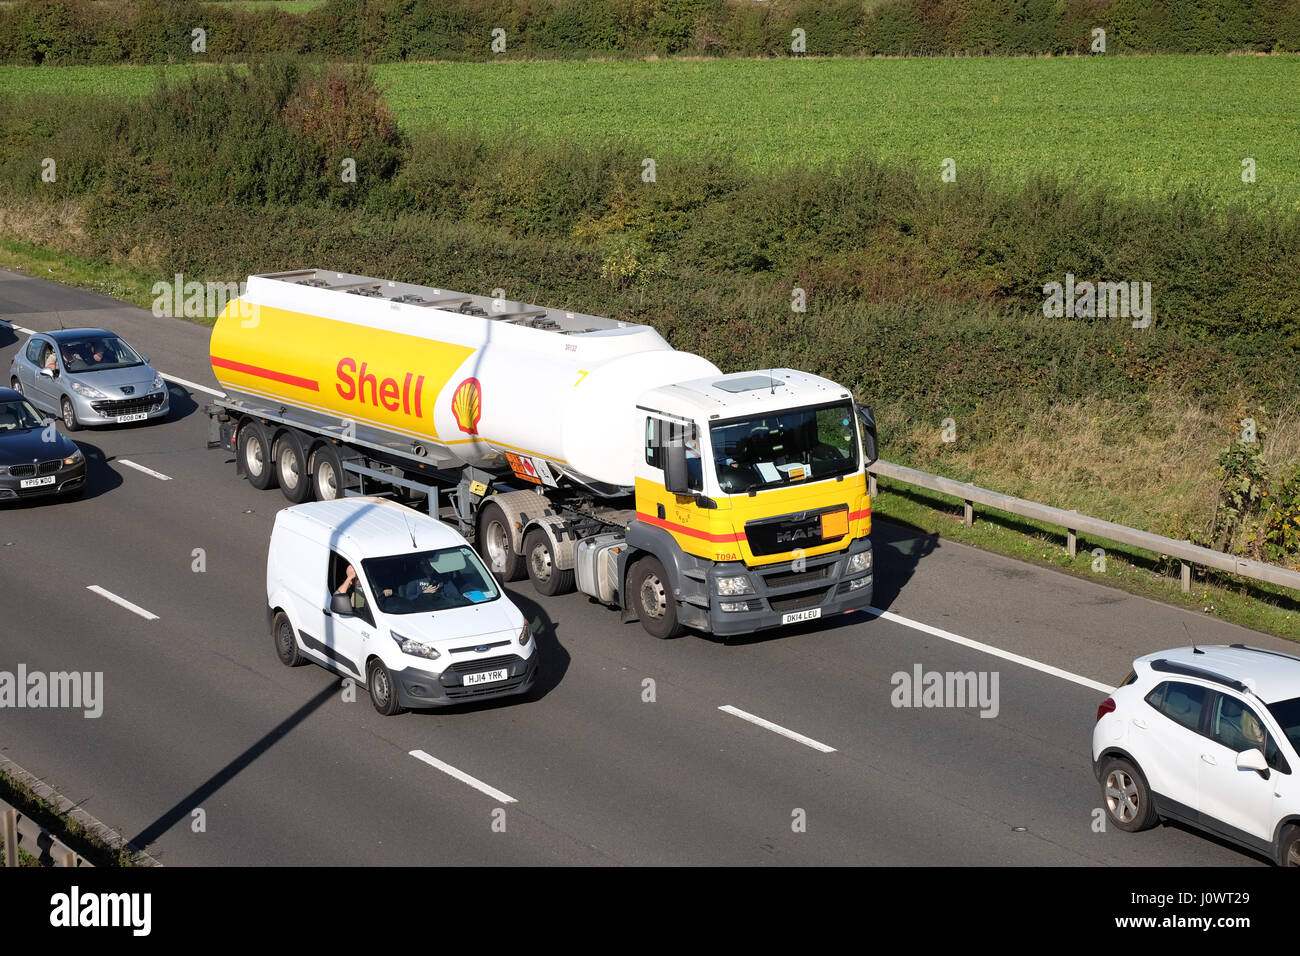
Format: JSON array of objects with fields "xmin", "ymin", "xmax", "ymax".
[{"xmin": 336, "ymin": 358, "xmax": 425, "ymax": 417}]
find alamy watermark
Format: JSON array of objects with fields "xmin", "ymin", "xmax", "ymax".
[
  {"xmin": 152, "ymin": 274, "xmax": 259, "ymax": 325},
  {"xmin": 0, "ymin": 664, "xmax": 102, "ymax": 718},
  {"xmin": 891, "ymin": 664, "xmax": 999, "ymax": 718},
  {"xmin": 1042, "ymin": 273, "xmax": 1152, "ymax": 328}
]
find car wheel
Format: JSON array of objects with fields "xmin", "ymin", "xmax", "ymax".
[
  {"xmin": 477, "ymin": 501, "xmax": 524, "ymax": 581},
  {"xmin": 61, "ymin": 396, "xmax": 81, "ymax": 432},
  {"xmin": 367, "ymin": 659, "xmax": 405, "ymax": 716},
  {"xmin": 311, "ymin": 443, "xmax": 347, "ymax": 501},
  {"xmin": 237, "ymin": 420, "xmax": 278, "ymax": 491},
  {"xmin": 275, "ymin": 430, "xmax": 314, "ymax": 504},
  {"xmin": 1280, "ymin": 827, "xmax": 1300, "ymax": 866},
  {"xmin": 524, "ymin": 528, "xmax": 575, "ymax": 596},
  {"xmin": 631, "ymin": 556, "xmax": 682, "ymax": 640},
  {"xmin": 1101, "ymin": 757, "xmax": 1158, "ymax": 832},
  {"xmin": 272, "ymin": 611, "xmax": 305, "ymax": 667}
]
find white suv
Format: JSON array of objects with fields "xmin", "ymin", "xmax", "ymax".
[{"xmin": 1093, "ymin": 644, "xmax": 1300, "ymax": 865}]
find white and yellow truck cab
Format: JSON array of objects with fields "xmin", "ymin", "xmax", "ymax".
[{"xmin": 210, "ymin": 269, "xmax": 879, "ymax": 640}]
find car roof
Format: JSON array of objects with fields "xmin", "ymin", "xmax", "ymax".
[
  {"xmin": 277, "ymin": 498, "xmax": 466, "ymax": 558},
  {"xmin": 34, "ymin": 329, "xmax": 115, "ymax": 341},
  {"xmin": 1136, "ymin": 645, "xmax": 1300, "ymax": 704}
]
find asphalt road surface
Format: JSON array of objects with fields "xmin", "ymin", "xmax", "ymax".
[{"xmin": 0, "ymin": 268, "xmax": 1286, "ymax": 865}]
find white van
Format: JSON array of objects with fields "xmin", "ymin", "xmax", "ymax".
[{"xmin": 266, "ymin": 497, "xmax": 538, "ymax": 714}]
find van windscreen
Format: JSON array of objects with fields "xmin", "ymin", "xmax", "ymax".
[{"xmin": 362, "ymin": 546, "xmax": 500, "ymax": 615}]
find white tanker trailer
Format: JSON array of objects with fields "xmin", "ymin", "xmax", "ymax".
[{"xmin": 207, "ymin": 269, "xmax": 878, "ymax": 639}]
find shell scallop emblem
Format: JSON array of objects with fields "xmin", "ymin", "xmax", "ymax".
[{"xmin": 451, "ymin": 377, "xmax": 482, "ymax": 435}]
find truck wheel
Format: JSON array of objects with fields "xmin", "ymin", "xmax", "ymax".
[
  {"xmin": 275, "ymin": 429, "xmax": 314, "ymax": 504},
  {"xmin": 478, "ymin": 501, "xmax": 524, "ymax": 581},
  {"xmin": 311, "ymin": 443, "xmax": 347, "ymax": 501},
  {"xmin": 631, "ymin": 557, "xmax": 682, "ymax": 640},
  {"xmin": 1100, "ymin": 757, "xmax": 1158, "ymax": 832},
  {"xmin": 367, "ymin": 659, "xmax": 405, "ymax": 716},
  {"xmin": 238, "ymin": 420, "xmax": 278, "ymax": 491},
  {"xmin": 272, "ymin": 611, "xmax": 304, "ymax": 667},
  {"xmin": 524, "ymin": 528, "xmax": 574, "ymax": 596}
]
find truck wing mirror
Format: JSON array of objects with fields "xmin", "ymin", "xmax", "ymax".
[
  {"xmin": 329, "ymin": 593, "xmax": 354, "ymax": 617},
  {"xmin": 664, "ymin": 440, "xmax": 691, "ymax": 495},
  {"xmin": 856, "ymin": 403, "xmax": 879, "ymax": 466}
]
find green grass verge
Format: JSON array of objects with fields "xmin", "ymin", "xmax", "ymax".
[
  {"xmin": 3, "ymin": 235, "xmax": 1297, "ymax": 644},
  {"xmin": 0, "ymin": 765, "xmax": 145, "ymax": 867},
  {"xmin": 2, "ymin": 55, "xmax": 1298, "ymax": 204}
]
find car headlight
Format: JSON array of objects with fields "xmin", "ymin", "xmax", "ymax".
[
  {"xmin": 0, "ymin": 466, "xmax": 7, "ymax": 476},
  {"xmin": 70, "ymin": 381, "xmax": 106, "ymax": 399},
  {"xmin": 714, "ymin": 574, "xmax": 754, "ymax": 596},
  {"xmin": 518, "ymin": 622, "xmax": 532, "ymax": 646},
  {"xmin": 390, "ymin": 631, "xmax": 440, "ymax": 660},
  {"xmin": 62, "ymin": 450, "xmax": 83, "ymax": 466},
  {"xmin": 847, "ymin": 550, "xmax": 873, "ymax": 574},
  {"xmin": 151, "ymin": 373, "xmax": 166, "ymax": 391}
]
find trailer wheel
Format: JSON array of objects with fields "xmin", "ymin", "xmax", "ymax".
[
  {"xmin": 311, "ymin": 443, "xmax": 347, "ymax": 501},
  {"xmin": 477, "ymin": 501, "xmax": 524, "ymax": 581},
  {"xmin": 275, "ymin": 429, "xmax": 314, "ymax": 504},
  {"xmin": 630, "ymin": 557, "xmax": 682, "ymax": 640},
  {"xmin": 238, "ymin": 420, "xmax": 278, "ymax": 491},
  {"xmin": 524, "ymin": 528, "xmax": 574, "ymax": 597}
]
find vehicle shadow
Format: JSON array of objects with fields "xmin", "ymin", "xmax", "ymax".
[
  {"xmin": 0, "ymin": 323, "xmax": 16, "ymax": 349},
  {"xmin": 695, "ymin": 517, "xmax": 939, "ymax": 646},
  {"xmin": 407, "ymin": 587, "xmax": 569, "ymax": 717}
]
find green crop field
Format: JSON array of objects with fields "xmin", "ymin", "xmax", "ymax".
[{"xmin": 2, "ymin": 55, "xmax": 1297, "ymax": 204}]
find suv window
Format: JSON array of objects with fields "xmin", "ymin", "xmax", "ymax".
[
  {"xmin": 1147, "ymin": 681, "xmax": 1206, "ymax": 733},
  {"xmin": 1210, "ymin": 692, "xmax": 1290, "ymax": 773}
]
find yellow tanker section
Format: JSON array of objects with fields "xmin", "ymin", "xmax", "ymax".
[
  {"xmin": 210, "ymin": 300, "xmax": 474, "ymax": 444},
  {"xmin": 634, "ymin": 472, "xmax": 871, "ymax": 566}
]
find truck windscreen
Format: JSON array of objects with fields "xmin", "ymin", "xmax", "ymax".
[
  {"xmin": 363, "ymin": 546, "xmax": 500, "ymax": 614},
  {"xmin": 709, "ymin": 402, "xmax": 859, "ymax": 494}
]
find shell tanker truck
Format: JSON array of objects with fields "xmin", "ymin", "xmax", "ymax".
[{"xmin": 206, "ymin": 269, "xmax": 879, "ymax": 639}]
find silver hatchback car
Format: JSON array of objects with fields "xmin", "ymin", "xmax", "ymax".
[{"xmin": 8, "ymin": 329, "xmax": 170, "ymax": 430}]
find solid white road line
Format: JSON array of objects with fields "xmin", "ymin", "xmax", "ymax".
[
  {"xmin": 11, "ymin": 325, "xmax": 34, "ymax": 334},
  {"xmin": 160, "ymin": 373, "xmax": 225, "ymax": 398},
  {"xmin": 867, "ymin": 606, "xmax": 1114, "ymax": 694},
  {"xmin": 718, "ymin": 705, "xmax": 837, "ymax": 753},
  {"xmin": 409, "ymin": 749, "xmax": 517, "ymax": 804},
  {"xmin": 86, "ymin": 585, "xmax": 159, "ymax": 621},
  {"xmin": 119, "ymin": 459, "xmax": 172, "ymax": 481}
]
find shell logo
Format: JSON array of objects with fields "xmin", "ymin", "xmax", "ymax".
[{"xmin": 451, "ymin": 377, "xmax": 482, "ymax": 435}]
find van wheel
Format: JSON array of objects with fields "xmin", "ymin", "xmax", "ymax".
[
  {"xmin": 631, "ymin": 557, "xmax": 682, "ymax": 639},
  {"xmin": 478, "ymin": 501, "xmax": 524, "ymax": 581},
  {"xmin": 525, "ymin": 528, "xmax": 574, "ymax": 596},
  {"xmin": 275, "ymin": 429, "xmax": 313, "ymax": 503},
  {"xmin": 311, "ymin": 443, "xmax": 347, "ymax": 501},
  {"xmin": 367, "ymin": 659, "xmax": 405, "ymax": 716},
  {"xmin": 238, "ymin": 420, "xmax": 278, "ymax": 490},
  {"xmin": 1101, "ymin": 757, "xmax": 1158, "ymax": 832},
  {"xmin": 272, "ymin": 611, "xmax": 304, "ymax": 666}
]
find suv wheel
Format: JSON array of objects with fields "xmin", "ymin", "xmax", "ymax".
[{"xmin": 1101, "ymin": 756, "xmax": 1158, "ymax": 832}]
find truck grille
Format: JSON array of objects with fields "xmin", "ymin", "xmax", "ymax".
[
  {"xmin": 745, "ymin": 505, "xmax": 848, "ymax": 556},
  {"xmin": 762, "ymin": 564, "xmax": 829, "ymax": 589},
  {"xmin": 90, "ymin": 393, "xmax": 165, "ymax": 416},
  {"xmin": 768, "ymin": 587, "xmax": 832, "ymax": 613}
]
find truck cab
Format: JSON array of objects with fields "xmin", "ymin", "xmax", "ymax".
[{"xmin": 624, "ymin": 370, "xmax": 876, "ymax": 637}]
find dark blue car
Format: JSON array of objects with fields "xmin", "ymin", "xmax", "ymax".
[{"xmin": 0, "ymin": 387, "xmax": 86, "ymax": 501}]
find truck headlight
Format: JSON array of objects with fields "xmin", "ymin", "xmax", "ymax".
[
  {"xmin": 518, "ymin": 622, "xmax": 532, "ymax": 646},
  {"xmin": 391, "ymin": 631, "xmax": 440, "ymax": 660},
  {"xmin": 847, "ymin": 550, "xmax": 873, "ymax": 574},
  {"xmin": 63, "ymin": 449, "xmax": 83, "ymax": 466},
  {"xmin": 70, "ymin": 381, "xmax": 106, "ymax": 399},
  {"xmin": 714, "ymin": 575, "xmax": 754, "ymax": 596}
]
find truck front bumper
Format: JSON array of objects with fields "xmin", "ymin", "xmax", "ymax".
[{"xmin": 683, "ymin": 536, "xmax": 875, "ymax": 637}]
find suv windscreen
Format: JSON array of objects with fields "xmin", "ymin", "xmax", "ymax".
[
  {"xmin": 1267, "ymin": 697, "xmax": 1300, "ymax": 756},
  {"xmin": 364, "ymin": 546, "xmax": 500, "ymax": 615},
  {"xmin": 709, "ymin": 402, "xmax": 858, "ymax": 494}
]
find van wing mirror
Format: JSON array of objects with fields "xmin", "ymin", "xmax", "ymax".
[
  {"xmin": 856, "ymin": 403, "xmax": 879, "ymax": 466},
  {"xmin": 329, "ymin": 593, "xmax": 354, "ymax": 617},
  {"xmin": 664, "ymin": 439, "xmax": 691, "ymax": 495}
]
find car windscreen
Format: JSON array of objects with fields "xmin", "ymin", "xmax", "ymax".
[
  {"xmin": 0, "ymin": 399, "xmax": 44, "ymax": 432},
  {"xmin": 60, "ymin": 336, "xmax": 143, "ymax": 372},
  {"xmin": 1266, "ymin": 696, "xmax": 1300, "ymax": 755},
  {"xmin": 362, "ymin": 546, "xmax": 500, "ymax": 615},
  {"xmin": 709, "ymin": 402, "xmax": 859, "ymax": 494}
]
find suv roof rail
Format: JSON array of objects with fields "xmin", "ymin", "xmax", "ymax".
[
  {"xmin": 1150, "ymin": 658, "xmax": 1253, "ymax": 695},
  {"xmin": 1228, "ymin": 643, "xmax": 1300, "ymax": 665}
]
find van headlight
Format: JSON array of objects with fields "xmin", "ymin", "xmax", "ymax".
[
  {"xmin": 847, "ymin": 550, "xmax": 872, "ymax": 574},
  {"xmin": 391, "ymin": 631, "xmax": 440, "ymax": 660},
  {"xmin": 714, "ymin": 575, "xmax": 754, "ymax": 596},
  {"xmin": 518, "ymin": 622, "xmax": 532, "ymax": 646}
]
